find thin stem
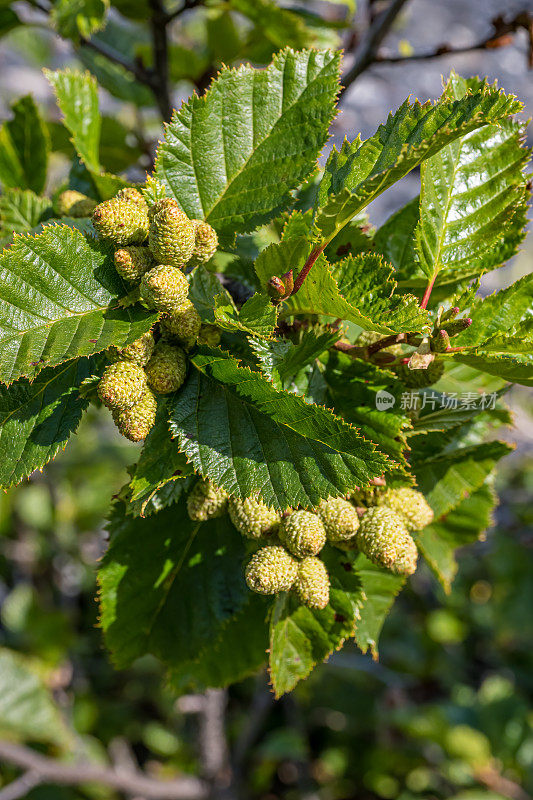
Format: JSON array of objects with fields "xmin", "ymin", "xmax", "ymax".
[
  {"xmin": 420, "ymin": 276, "xmax": 436, "ymax": 310},
  {"xmin": 0, "ymin": 740, "xmax": 208, "ymax": 800},
  {"xmin": 341, "ymin": 0, "xmax": 412, "ymax": 96},
  {"xmin": 289, "ymin": 245, "xmax": 325, "ymax": 296},
  {"xmin": 0, "ymin": 771, "xmax": 41, "ymax": 800},
  {"xmin": 374, "ymin": 10, "xmax": 532, "ymax": 65},
  {"xmin": 80, "ymin": 36, "xmax": 151, "ymax": 86}
]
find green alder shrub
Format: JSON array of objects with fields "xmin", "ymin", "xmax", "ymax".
[{"xmin": 0, "ymin": 49, "xmax": 530, "ymax": 698}]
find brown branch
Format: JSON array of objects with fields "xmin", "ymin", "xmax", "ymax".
[
  {"xmin": 372, "ymin": 11, "xmax": 532, "ymax": 67},
  {"xmin": 340, "ymin": 0, "xmax": 412, "ymax": 96},
  {"xmin": 0, "ymin": 740, "xmax": 208, "ymax": 800},
  {"xmin": 80, "ymin": 36, "xmax": 152, "ymax": 86},
  {"xmin": 0, "ymin": 770, "xmax": 41, "ymax": 800},
  {"xmin": 149, "ymin": 0, "xmax": 173, "ymax": 121}
]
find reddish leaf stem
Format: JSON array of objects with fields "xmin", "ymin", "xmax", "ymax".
[
  {"xmin": 289, "ymin": 245, "xmax": 326, "ymax": 296},
  {"xmin": 420, "ymin": 275, "xmax": 436, "ymax": 310}
]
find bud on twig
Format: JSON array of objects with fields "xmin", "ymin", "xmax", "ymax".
[{"xmin": 441, "ymin": 317, "xmax": 473, "ymax": 336}]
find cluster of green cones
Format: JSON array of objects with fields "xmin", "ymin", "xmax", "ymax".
[
  {"xmin": 67, "ymin": 184, "xmax": 220, "ymax": 441},
  {"xmin": 186, "ymin": 479, "xmax": 435, "ymax": 609}
]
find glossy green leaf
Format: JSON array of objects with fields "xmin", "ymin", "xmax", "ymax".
[
  {"xmin": 415, "ymin": 75, "xmax": 530, "ymax": 285},
  {"xmin": 0, "ymin": 225, "xmax": 158, "ymax": 384},
  {"xmin": 169, "ymin": 346, "xmax": 393, "ymax": 512},
  {"xmin": 99, "ymin": 500, "xmax": 248, "ymax": 669},
  {"xmin": 314, "ymin": 79, "xmax": 522, "ymax": 245},
  {"xmin": 0, "ymin": 355, "xmax": 102, "ymax": 489},
  {"xmin": 0, "ymin": 648, "xmax": 71, "ymax": 746},
  {"xmin": 0, "ymin": 95, "xmax": 49, "ymax": 195},
  {"xmin": 154, "ymin": 48, "xmax": 341, "ymax": 239},
  {"xmin": 454, "ymin": 273, "xmax": 533, "ymax": 348},
  {"xmin": 373, "ymin": 196, "xmax": 419, "ymax": 279},
  {"xmin": 188, "ymin": 265, "xmax": 234, "ymax": 324},
  {"xmin": 451, "ymin": 352, "xmax": 533, "ymax": 387},
  {"xmin": 416, "ymin": 483, "xmax": 496, "ymax": 591}
]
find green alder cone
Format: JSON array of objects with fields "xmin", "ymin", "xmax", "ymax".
[
  {"xmin": 394, "ymin": 360, "xmax": 445, "ymax": 388},
  {"xmin": 92, "ymin": 194, "xmax": 149, "ymax": 245},
  {"xmin": 148, "ymin": 204, "xmax": 196, "ymax": 267},
  {"xmin": 294, "ymin": 556, "xmax": 330, "ymax": 610},
  {"xmin": 97, "ymin": 361, "xmax": 147, "ymax": 411},
  {"xmin": 197, "ymin": 324, "xmax": 221, "ymax": 347},
  {"xmin": 357, "ymin": 506, "xmax": 418, "ymax": 576},
  {"xmin": 186, "ymin": 478, "xmax": 228, "ymax": 521},
  {"xmin": 147, "ymin": 196, "xmax": 180, "ymax": 221},
  {"xmin": 228, "ymin": 496, "xmax": 281, "ymax": 540},
  {"xmin": 145, "ymin": 342, "xmax": 187, "ymax": 394},
  {"xmin": 378, "ymin": 487, "xmax": 434, "ymax": 531},
  {"xmin": 114, "ymin": 246, "xmax": 155, "ymax": 282},
  {"xmin": 189, "ymin": 220, "xmax": 218, "ymax": 266},
  {"xmin": 431, "ymin": 329, "xmax": 451, "ymax": 353},
  {"xmin": 279, "ymin": 510, "xmax": 327, "ymax": 559},
  {"xmin": 140, "ymin": 265, "xmax": 190, "ymax": 312},
  {"xmin": 112, "ymin": 388, "xmax": 157, "ymax": 442},
  {"xmin": 56, "ymin": 189, "xmax": 97, "ymax": 218},
  {"xmin": 113, "ymin": 331, "xmax": 155, "ymax": 367},
  {"xmin": 115, "ymin": 187, "xmax": 147, "ymax": 208},
  {"xmin": 317, "ymin": 497, "xmax": 360, "ymax": 544},
  {"xmin": 160, "ymin": 300, "xmax": 202, "ymax": 349},
  {"xmin": 245, "ymin": 545, "xmax": 298, "ymax": 596}
]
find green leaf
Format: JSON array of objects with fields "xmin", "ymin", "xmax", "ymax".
[
  {"xmin": 213, "ymin": 291, "xmax": 278, "ymax": 339},
  {"xmin": 314, "ymin": 78, "xmax": 522, "ymax": 245},
  {"xmin": 52, "ymin": 0, "xmax": 109, "ymax": 41},
  {"xmin": 169, "ymin": 594, "xmax": 270, "ymax": 692},
  {"xmin": 0, "ymin": 225, "xmax": 158, "ymax": 384},
  {"xmin": 0, "ymin": 356, "xmax": 101, "ymax": 489},
  {"xmin": 169, "ymin": 346, "xmax": 393, "ymax": 512},
  {"xmin": 451, "ymin": 352, "xmax": 533, "ymax": 387},
  {"xmin": 0, "ymin": 189, "xmax": 53, "ymax": 236},
  {"xmin": 0, "ymin": 95, "xmax": 49, "ymax": 195},
  {"xmin": 188, "ymin": 265, "xmax": 234, "ymax": 324},
  {"xmin": 154, "ymin": 48, "xmax": 341, "ymax": 239},
  {"xmin": 416, "ymin": 483, "xmax": 496, "ymax": 592},
  {"xmin": 373, "ymin": 196, "xmax": 419, "ymax": 279},
  {"xmin": 413, "ymin": 440, "xmax": 512, "ymax": 521},
  {"xmin": 415, "ymin": 75, "xmax": 530, "ymax": 285},
  {"xmin": 353, "ymin": 555, "xmax": 406, "ymax": 658},
  {"xmin": 45, "ymin": 68, "xmax": 100, "ymax": 174},
  {"xmin": 127, "ymin": 401, "xmax": 194, "ymax": 514},
  {"xmin": 255, "ymin": 237, "xmax": 429, "ymax": 334},
  {"xmin": 99, "ymin": 500, "xmax": 248, "ymax": 669},
  {"xmin": 0, "ymin": 648, "xmax": 71, "ymax": 746},
  {"xmin": 324, "ymin": 351, "xmax": 410, "ymax": 466},
  {"xmin": 269, "ymin": 546, "xmax": 365, "ymax": 697},
  {"xmin": 252, "ymin": 327, "xmax": 339, "ymax": 389},
  {"xmin": 454, "ymin": 273, "xmax": 533, "ymax": 348}
]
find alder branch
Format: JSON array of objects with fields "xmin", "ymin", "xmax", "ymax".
[
  {"xmin": 340, "ymin": 0, "xmax": 412, "ymax": 96},
  {"xmin": 149, "ymin": 0, "xmax": 173, "ymax": 122},
  {"xmin": 374, "ymin": 11, "xmax": 533, "ymax": 66},
  {"xmin": 166, "ymin": 0, "xmax": 203, "ymax": 24},
  {"xmin": 0, "ymin": 740, "xmax": 208, "ymax": 800}
]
